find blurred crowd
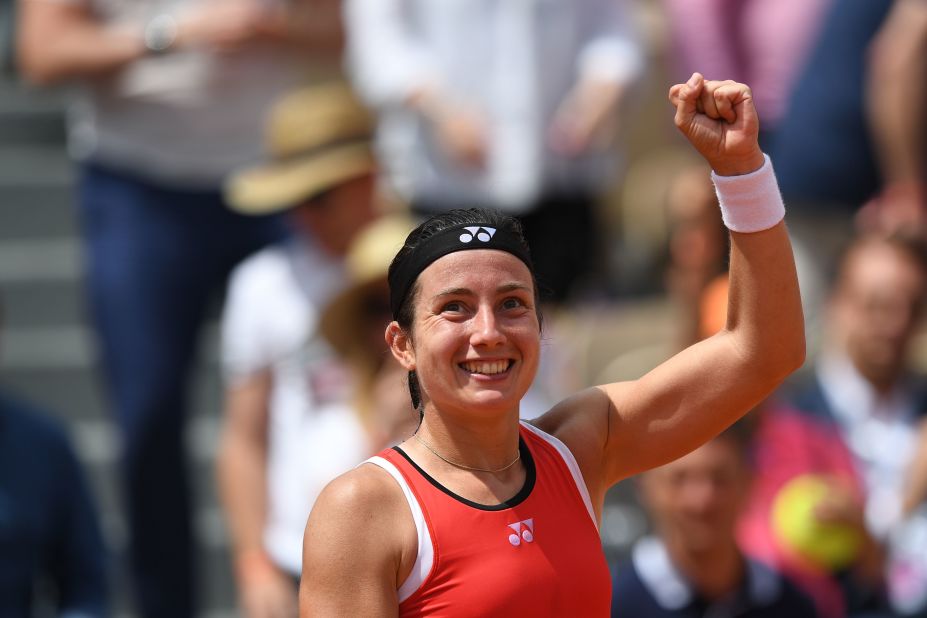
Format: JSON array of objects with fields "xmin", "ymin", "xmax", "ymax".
[{"xmin": 1, "ymin": 0, "xmax": 927, "ymax": 616}]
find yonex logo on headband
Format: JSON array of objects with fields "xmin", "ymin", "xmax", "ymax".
[
  {"xmin": 389, "ymin": 216, "xmax": 534, "ymax": 319},
  {"xmin": 459, "ymin": 227, "xmax": 497, "ymax": 243}
]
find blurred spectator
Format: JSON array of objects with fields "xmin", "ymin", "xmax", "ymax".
[
  {"xmin": 658, "ymin": 0, "xmax": 832, "ymax": 335},
  {"xmin": 215, "ymin": 83, "xmax": 411, "ymax": 618},
  {"xmin": 890, "ymin": 420, "xmax": 927, "ymax": 616},
  {"xmin": 858, "ymin": 0, "xmax": 927, "ymax": 239},
  {"xmin": 903, "ymin": 423, "xmax": 927, "ymax": 519},
  {"xmin": 0, "ymin": 301, "xmax": 108, "ymax": 616},
  {"xmin": 660, "ymin": 0, "xmax": 832, "ymax": 144},
  {"xmin": 663, "ymin": 163, "xmax": 728, "ymax": 350},
  {"xmin": 612, "ymin": 423, "xmax": 818, "ymax": 617},
  {"xmin": 343, "ymin": 0, "xmax": 644, "ymax": 303},
  {"xmin": 317, "ymin": 215, "xmax": 420, "ymax": 443},
  {"xmin": 771, "ymin": 0, "xmax": 893, "ymax": 213},
  {"xmin": 738, "ymin": 234, "xmax": 927, "ymax": 617},
  {"xmin": 769, "ymin": 0, "xmax": 927, "ymax": 326},
  {"xmin": 15, "ymin": 0, "xmax": 341, "ymax": 615}
]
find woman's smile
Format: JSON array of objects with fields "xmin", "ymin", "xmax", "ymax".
[{"xmin": 458, "ymin": 358, "xmax": 514, "ymax": 377}]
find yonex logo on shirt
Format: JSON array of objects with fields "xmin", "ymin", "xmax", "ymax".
[
  {"xmin": 507, "ymin": 518, "xmax": 534, "ymax": 546},
  {"xmin": 459, "ymin": 226, "xmax": 497, "ymax": 244}
]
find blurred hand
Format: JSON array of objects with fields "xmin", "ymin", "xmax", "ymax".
[
  {"xmin": 236, "ymin": 552, "xmax": 298, "ymax": 618},
  {"xmin": 409, "ymin": 87, "xmax": 488, "ymax": 169},
  {"xmin": 856, "ymin": 182, "xmax": 927, "ymax": 239},
  {"xmin": 668, "ymin": 73, "xmax": 765, "ymax": 176},
  {"xmin": 431, "ymin": 107, "xmax": 488, "ymax": 169},
  {"xmin": 813, "ymin": 480, "xmax": 867, "ymax": 532},
  {"xmin": 548, "ymin": 79, "xmax": 622, "ymax": 157},
  {"xmin": 813, "ymin": 479, "xmax": 886, "ymax": 583},
  {"xmin": 241, "ymin": 575, "xmax": 298, "ymax": 618}
]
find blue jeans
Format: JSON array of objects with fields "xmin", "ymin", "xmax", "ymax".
[{"xmin": 78, "ymin": 164, "xmax": 288, "ymax": 618}]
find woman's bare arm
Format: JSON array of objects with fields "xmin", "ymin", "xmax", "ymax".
[
  {"xmin": 299, "ymin": 464, "xmax": 415, "ymax": 617},
  {"xmin": 541, "ymin": 75, "xmax": 804, "ymax": 505}
]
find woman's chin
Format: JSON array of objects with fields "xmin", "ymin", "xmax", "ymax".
[{"xmin": 458, "ymin": 387, "xmax": 525, "ymax": 416}]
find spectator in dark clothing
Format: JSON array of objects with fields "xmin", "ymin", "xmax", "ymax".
[
  {"xmin": 771, "ymin": 0, "xmax": 892, "ymax": 213},
  {"xmin": 739, "ymin": 234, "xmax": 927, "ymax": 618},
  {"xmin": 612, "ymin": 423, "xmax": 818, "ymax": 618},
  {"xmin": 0, "ymin": 393, "xmax": 108, "ymax": 616},
  {"xmin": 767, "ymin": 0, "xmax": 927, "ymax": 331}
]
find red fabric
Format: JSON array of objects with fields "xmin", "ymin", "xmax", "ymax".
[{"xmin": 380, "ymin": 425, "xmax": 611, "ymax": 617}]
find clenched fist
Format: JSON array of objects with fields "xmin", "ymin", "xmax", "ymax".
[{"xmin": 669, "ymin": 73, "xmax": 765, "ymax": 177}]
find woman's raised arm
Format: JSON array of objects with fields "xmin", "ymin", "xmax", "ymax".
[{"xmin": 541, "ymin": 74, "xmax": 804, "ymax": 503}]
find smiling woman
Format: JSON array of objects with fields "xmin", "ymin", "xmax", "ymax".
[
  {"xmin": 299, "ymin": 74, "xmax": 806, "ymax": 617},
  {"xmin": 386, "ymin": 210, "xmax": 542, "ymax": 420}
]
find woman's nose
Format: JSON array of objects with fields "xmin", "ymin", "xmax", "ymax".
[{"xmin": 470, "ymin": 305, "xmax": 505, "ymax": 346}]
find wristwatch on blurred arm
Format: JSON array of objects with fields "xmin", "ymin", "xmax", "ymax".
[{"xmin": 143, "ymin": 14, "xmax": 178, "ymax": 54}]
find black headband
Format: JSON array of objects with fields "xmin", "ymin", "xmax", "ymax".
[{"xmin": 389, "ymin": 223, "xmax": 534, "ymax": 319}]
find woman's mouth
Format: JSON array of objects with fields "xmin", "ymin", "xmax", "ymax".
[{"xmin": 459, "ymin": 360, "xmax": 514, "ymax": 376}]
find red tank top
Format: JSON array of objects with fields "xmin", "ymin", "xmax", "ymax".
[{"xmin": 367, "ymin": 422, "xmax": 611, "ymax": 617}]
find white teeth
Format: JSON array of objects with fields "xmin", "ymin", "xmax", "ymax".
[{"xmin": 462, "ymin": 361, "xmax": 509, "ymax": 375}]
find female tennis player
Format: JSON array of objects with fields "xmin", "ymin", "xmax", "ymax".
[{"xmin": 299, "ymin": 74, "xmax": 805, "ymax": 616}]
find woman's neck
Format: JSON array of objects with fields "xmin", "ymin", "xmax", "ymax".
[
  {"xmin": 401, "ymin": 408, "xmax": 527, "ymax": 505},
  {"xmin": 415, "ymin": 406, "xmax": 522, "ymax": 472}
]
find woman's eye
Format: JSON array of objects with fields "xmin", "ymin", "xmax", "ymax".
[
  {"xmin": 441, "ymin": 301, "xmax": 464, "ymax": 313},
  {"xmin": 502, "ymin": 297, "xmax": 525, "ymax": 310}
]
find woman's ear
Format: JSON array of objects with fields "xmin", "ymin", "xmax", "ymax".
[{"xmin": 385, "ymin": 321, "xmax": 416, "ymax": 370}]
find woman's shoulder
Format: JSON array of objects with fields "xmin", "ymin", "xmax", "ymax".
[
  {"xmin": 532, "ymin": 386, "xmax": 614, "ymax": 444},
  {"xmin": 305, "ymin": 460, "xmax": 417, "ymax": 575},
  {"xmin": 314, "ymin": 459, "xmax": 409, "ymax": 518},
  {"xmin": 302, "ymin": 461, "xmax": 418, "ymax": 612},
  {"xmin": 530, "ymin": 386, "xmax": 626, "ymax": 509}
]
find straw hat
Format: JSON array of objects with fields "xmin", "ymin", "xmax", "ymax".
[
  {"xmin": 225, "ymin": 81, "xmax": 376, "ymax": 214},
  {"xmin": 320, "ymin": 214, "xmax": 418, "ymax": 359}
]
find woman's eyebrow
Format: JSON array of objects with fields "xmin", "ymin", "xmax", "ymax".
[
  {"xmin": 434, "ymin": 287, "xmax": 473, "ymax": 298},
  {"xmin": 497, "ymin": 283, "xmax": 532, "ymax": 294},
  {"xmin": 434, "ymin": 283, "xmax": 530, "ymax": 298}
]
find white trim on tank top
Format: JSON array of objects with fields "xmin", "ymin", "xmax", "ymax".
[
  {"xmin": 363, "ymin": 456, "xmax": 434, "ymax": 603},
  {"xmin": 520, "ymin": 421, "xmax": 598, "ymax": 530}
]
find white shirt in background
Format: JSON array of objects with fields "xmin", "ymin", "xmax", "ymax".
[
  {"xmin": 344, "ymin": 0, "xmax": 644, "ymax": 211},
  {"xmin": 221, "ymin": 239, "xmax": 369, "ymax": 575},
  {"xmin": 816, "ymin": 353, "xmax": 921, "ymax": 539}
]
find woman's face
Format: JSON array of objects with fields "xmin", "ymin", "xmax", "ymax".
[{"xmin": 399, "ymin": 249, "xmax": 541, "ymax": 418}]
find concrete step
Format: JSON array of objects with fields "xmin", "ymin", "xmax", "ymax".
[
  {"xmin": 0, "ymin": 184, "xmax": 76, "ymax": 239},
  {"xmin": 0, "ymin": 107, "xmax": 67, "ymax": 146},
  {"xmin": 0, "ymin": 145, "xmax": 73, "ymax": 185},
  {"xmin": 0, "ymin": 78, "xmax": 69, "ymax": 146},
  {"xmin": 0, "ymin": 337, "xmax": 221, "ymax": 415},
  {"xmin": 0, "ymin": 368, "xmax": 103, "ymax": 422},
  {"xmin": 0, "ymin": 237, "xmax": 81, "ymax": 287},
  {"xmin": 0, "ymin": 279, "xmax": 85, "ymax": 327}
]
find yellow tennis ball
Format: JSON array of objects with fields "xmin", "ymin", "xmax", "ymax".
[{"xmin": 771, "ymin": 474, "xmax": 862, "ymax": 571}]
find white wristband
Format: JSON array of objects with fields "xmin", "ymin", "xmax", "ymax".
[{"xmin": 711, "ymin": 154, "xmax": 785, "ymax": 233}]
